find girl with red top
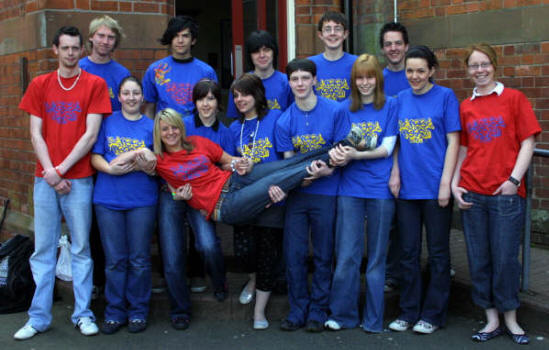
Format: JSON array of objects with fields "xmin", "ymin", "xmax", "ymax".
[
  {"xmin": 118, "ymin": 108, "xmax": 363, "ymax": 225},
  {"xmin": 451, "ymin": 43, "xmax": 541, "ymax": 345}
]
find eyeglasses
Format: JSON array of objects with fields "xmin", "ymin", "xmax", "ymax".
[
  {"xmin": 322, "ymin": 26, "xmax": 345, "ymax": 34},
  {"xmin": 468, "ymin": 62, "xmax": 492, "ymax": 70}
]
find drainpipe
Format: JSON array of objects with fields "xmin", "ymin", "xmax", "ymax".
[
  {"xmin": 344, "ymin": 0, "xmax": 353, "ymax": 53},
  {"xmin": 394, "ymin": 0, "xmax": 398, "ymax": 22}
]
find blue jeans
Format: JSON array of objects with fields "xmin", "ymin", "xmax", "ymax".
[
  {"xmin": 219, "ymin": 146, "xmax": 331, "ymax": 225},
  {"xmin": 329, "ymin": 197, "xmax": 394, "ymax": 331},
  {"xmin": 284, "ymin": 192, "xmax": 335, "ymax": 325},
  {"xmin": 158, "ymin": 190, "xmax": 226, "ymax": 319},
  {"xmin": 27, "ymin": 177, "xmax": 94, "ymax": 331},
  {"xmin": 95, "ymin": 204, "xmax": 156, "ymax": 322},
  {"xmin": 396, "ymin": 199, "xmax": 451, "ymax": 327},
  {"xmin": 461, "ymin": 192, "xmax": 524, "ymax": 312}
]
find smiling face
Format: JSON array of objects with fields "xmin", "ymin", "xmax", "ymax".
[
  {"xmin": 234, "ymin": 90, "xmax": 257, "ymax": 119},
  {"xmin": 317, "ymin": 20, "xmax": 348, "ymax": 51},
  {"xmin": 289, "ymin": 70, "xmax": 317, "ymax": 101},
  {"xmin": 251, "ymin": 46, "xmax": 274, "ymax": 72},
  {"xmin": 405, "ymin": 57, "xmax": 434, "ymax": 95},
  {"xmin": 467, "ymin": 50, "xmax": 496, "ymax": 90},
  {"xmin": 382, "ymin": 31, "xmax": 408, "ymax": 68},
  {"xmin": 90, "ymin": 25, "xmax": 116, "ymax": 57},
  {"xmin": 171, "ymin": 28, "xmax": 195, "ymax": 60},
  {"xmin": 118, "ymin": 80, "xmax": 143, "ymax": 116},
  {"xmin": 159, "ymin": 119, "xmax": 182, "ymax": 152},
  {"xmin": 355, "ymin": 75, "xmax": 377, "ymax": 101},
  {"xmin": 53, "ymin": 34, "xmax": 83, "ymax": 69},
  {"xmin": 196, "ymin": 91, "xmax": 218, "ymax": 121}
]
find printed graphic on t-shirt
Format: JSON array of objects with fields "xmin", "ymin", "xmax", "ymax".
[
  {"xmin": 353, "ymin": 121, "xmax": 382, "ymax": 138},
  {"xmin": 466, "ymin": 116, "xmax": 505, "ymax": 143},
  {"xmin": 268, "ymin": 99, "xmax": 281, "ymax": 110},
  {"xmin": 292, "ymin": 134, "xmax": 326, "ymax": 153},
  {"xmin": 154, "ymin": 63, "xmax": 171, "ymax": 85},
  {"xmin": 166, "ymin": 82, "xmax": 193, "ymax": 106},
  {"xmin": 108, "ymin": 87, "xmax": 114, "ymax": 99},
  {"xmin": 316, "ymin": 79, "xmax": 349, "ymax": 101},
  {"xmin": 45, "ymin": 101, "xmax": 82, "ymax": 124},
  {"xmin": 170, "ymin": 155, "xmax": 209, "ymax": 181},
  {"xmin": 239, "ymin": 137, "xmax": 273, "ymax": 163},
  {"xmin": 107, "ymin": 136, "xmax": 147, "ymax": 155},
  {"xmin": 399, "ymin": 118, "xmax": 434, "ymax": 143}
]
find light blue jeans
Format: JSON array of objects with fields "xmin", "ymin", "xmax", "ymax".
[{"xmin": 27, "ymin": 177, "xmax": 95, "ymax": 331}]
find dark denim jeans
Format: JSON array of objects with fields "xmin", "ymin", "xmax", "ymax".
[
  {"xmin": 396, "ymin": 199, "xmax": 451, "ymax": 327},
  {"xmin": 219, "ymin": 146, "xmax": 331, "ymax": 225},
  {"xmin": 329, "ymin": 197, "xmax": 394, "ymax": 331},
  {"xmin": 284, "ymin": 192, "xmax": 336, "ymax": 325},
  {"xmin": 158, "ymin": 190, "xmax": 227, "ymax": 319},
  {"xmin": 95, "ymin": 204, "xmax": 156, "ymax": 321},
  {"xmin": 461, "ymin": 192, "xmax": 524, "ymax": 312}
]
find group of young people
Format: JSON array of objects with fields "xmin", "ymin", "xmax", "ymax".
[{"xmin": 13, "ymin": 10, "xmax": 540, "ymax": 347}]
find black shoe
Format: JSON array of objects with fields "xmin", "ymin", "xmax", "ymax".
[
  {"xmin": 100, "ymin": 320, "xmax": 126, "ymax": 335},
  {"xmin": 214, "ymin": 287, "xmax": 228, "ymax": 302},
  {"xmin": 341, "ymin": 125, "xmax": 377, "ymax": 151},
  {"xmin": 171, "ymin": 317, "xmax": 190, "ymax": 330},
  {"xmin": 280, "ymin": 319, "xmax": 302, "ymax": 331},
  {"xmin": 305, "ymin": 320, "xmax": 324, "ymax": 333},
  {"xmin": 128, "ymin": 319, "xmax": 147, "ymax": 333}
]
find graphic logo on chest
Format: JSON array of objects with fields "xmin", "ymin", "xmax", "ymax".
[
  {"xmin": 45, "ymin": 101, "xmax": 82, "ymax": 124},
  {"xmin": 170, "ymin": 155, "xmax": 209, "ymax": 181},
  {"xmin": 399, "ymin": 118, "xmax": 434, "ymax": 143},
  {"xmin": 316, "ymin": 79, "xmax": 349, "ymax": 101},
  {"xmin": 466, "ymin": 116, "xmax": 505, "ymax": 143}
]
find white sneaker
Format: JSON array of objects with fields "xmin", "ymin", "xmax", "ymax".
[
  {"xmin": 14, "ymin": 324, "xmax": 38, "ymax": 340},
  {"xmin": 388, "ymin": 319, "xmax": 410, "ymax": 332},
  {"xmin": 77, "ymin": 317, "xmax": 99, "ymax": 336},
  {"xmin": 324, "ymin": 319, "xmax": 342, "ymax": 331},
  {"xmin": 413, "ymin": 320, "xmax": 438, "ymax": 334}
]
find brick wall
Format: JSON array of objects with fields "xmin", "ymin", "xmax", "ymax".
[{"xmin": 0, "ymin": 1, "xmax": 172, "ymax": 239}]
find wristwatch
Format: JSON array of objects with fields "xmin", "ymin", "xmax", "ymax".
[{"xmin": 508, "ymin": 176, "xmax": 520, "ymax": 186}]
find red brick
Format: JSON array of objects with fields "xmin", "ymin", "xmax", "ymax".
[
  {"xmin": 75, "ymin": 0, "xmax": 90, "ymax": 10},
  {"xmin": 45, "ymin": 0, "xmax": 74, "ymax": 9},
  {"xmin": 90, "ymin": 0, "xmax": 118, "ymax": 11},
  {"xmin": 522, "ymin": 77, "xmax": 535, "ymax": 87},
  {"xmin": 503, "ymin": 66, "xmax": 515, "ymax": 77},
  {"xmin": 134, "ymin": 2, "xmax": 159, "ymax": 13}
]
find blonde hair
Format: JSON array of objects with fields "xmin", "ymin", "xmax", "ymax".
[
  {"xmin": 464, "ymin": 43, "xmax": 498, "ymax": 70},
  {"xmin": 153, "ymin": 108, "xmax": 194, "ymax": 156},
  {"xmin": 350, "ymin": 54, "xmax": 385, "ymax": 111},
  {"xmin": 87, "ymin": 15, "xmax": 124, "ymax": 51}
]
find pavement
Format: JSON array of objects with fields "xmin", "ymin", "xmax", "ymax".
[{"xmin": 1, "ymin": 228, "xmax": 548, "ymax": 349}]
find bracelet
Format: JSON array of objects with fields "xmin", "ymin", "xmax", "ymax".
[
  {"xmin": 230, "ymin": 159, "xmax": 237, "ymax": 172},
  {"xmin": 171, "ymin": 192, "xmax": 177, "ymax": 199},
  {"xmin": 55, "ymin": 166, "xmax": 62, "ymax": 178},
  {"xmin": 508, "ymin": 176, "xmax": 520, "ymax": 186}
]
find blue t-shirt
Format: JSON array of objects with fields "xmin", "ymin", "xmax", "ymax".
[
  {"xmin": 396, "ymin": 85, "xmax": 461, "ymax": 199},
  {"xmin": 92, "ymin": 111, "xmax": 158, "ymax": 210},
  {"xmin": 79, "ymin": 57, "xmax": 131, "ymax": 111},
  {"xmin": 142, "ymin": 56, "xmax": 218, "ymax": 117},
  {"xmin": 226, "ymin": 70, "xmax": 293, "ymax": 118},
  {"xmin": 275, "ymin": 96, "xmax": 350, "ymax": 196},
  {"xmin": 338, "ymin": 97, "xmax": 398, "ymax": 199},
  {"xmin": 229, "ymin": 109, "xmax": 283, "ymax": 164},
  {"xmin": 308, "ymin": 52, "xmax": 357, "ymax": 102},
  {"xmin": 383, "ymin": 68, "xmax": 409, "ymax": 98},
  {"xmin": 183, "ymin": 114, "xmax": 235, "ymax": 155}
]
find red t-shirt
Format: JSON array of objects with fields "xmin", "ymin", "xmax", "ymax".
[
  {"xmin": 459, "ymin": 87, "xmax": 541, "ymax": 197},
  {"xmin": 19, "ymin": 70, "xmax": 111, "ymax": 179},
  {"xmin": 155, "ymin": 136, "xmax": 232, "ymax": 219}
]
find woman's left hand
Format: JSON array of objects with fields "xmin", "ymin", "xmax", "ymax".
[
  {"xmin": 236, "ymin": 158, "xmax": 253, "ymax": 175},
  {"xmin": 492, "ymin": 180, "xmax": 518, "ymax": 196},
  {"xmin": 328, "ymin": 144, "xmax": 353, "ymax": 167},
  {"xmin": 438, "ymin": 183, "xmax": 451, "ymax": 207},
  {"xmin": 172, "ymin": 183, "xmax": 193, "ymax": 200},
  {"xmin": 266, "ymin": 185, "xmax": 286, "ymax": 208}
]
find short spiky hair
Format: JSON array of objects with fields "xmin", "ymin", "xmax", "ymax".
[
  {"xmin": 52, "ymin": 26, "xmax": 82, "ymax": 47},
  {"xmin": 317, "ymin": 11, "xmax": 348, "ymax": 31},
  {"xmin": 379, "ymin": 22, "xmax": 409, "ymax": 48},
  {"xmin": 245, "ymin": 30, "xmax": 278, "ymax": 69},
  {"xmin": 159, "ymin": 16, "xmax": 199, "ymax": 46},
  {"xmin": 88, "ymin": 15, "xmax": 125, "ymax": 51}
]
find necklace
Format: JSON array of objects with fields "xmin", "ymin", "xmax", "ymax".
[
  {"xmin": 240, "ymin": 118, "xmax": 260, "ymax": 161},
  {"xmin": 57, "ymin": 68, "xmax": 81, "ymax": 91}
]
